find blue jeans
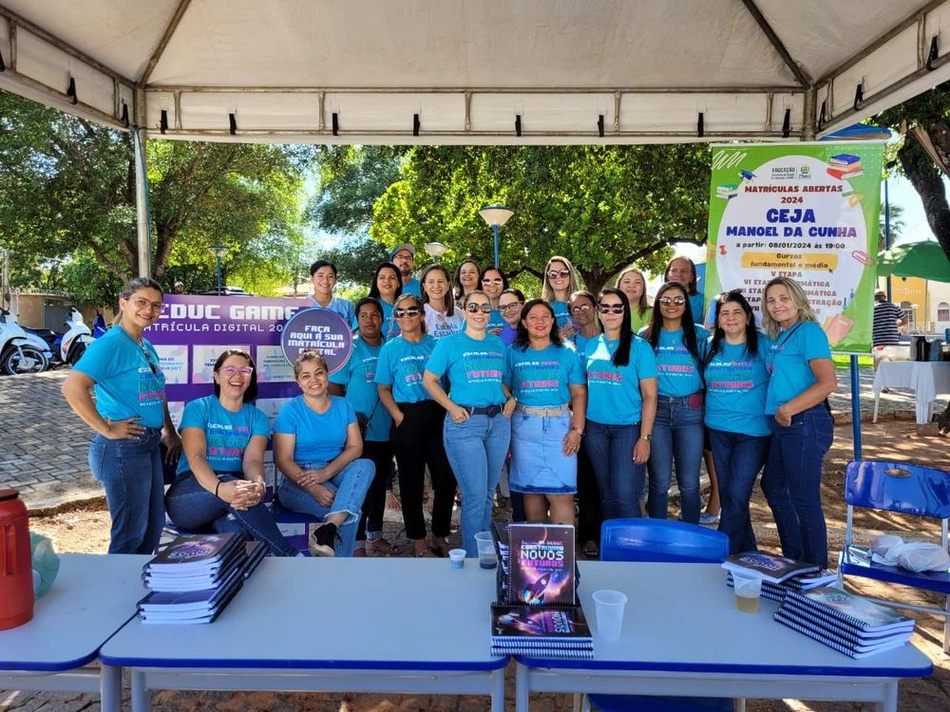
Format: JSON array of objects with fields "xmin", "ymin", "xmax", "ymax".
[
  {"xmin": 165, "ymin": 472, "xmax": 299, "ymax": 557},
  {"xmin": 88, "ymin": 429, "xmax": 165, "ymax": 554},
  {"xmin": 647, "ymin": 395, "xmax": 704, "ymax": 523},
  {"xmin": 583, "ymin": 421, "xmax": 643, "ymax": 520},
  {"xmin": 443, "ymin": 413, "xmax": 511, "ymax": 556},
  {"xmin": 707, "ymin": 428, "xmax": 771, "ymax": 555},
  {"xmin": 761, "ymin": 405, "xmax": 833, "ymax": 569},
  {"xmin": 276, "ymin": 459, "xmax": 375, "ymax": 557}
]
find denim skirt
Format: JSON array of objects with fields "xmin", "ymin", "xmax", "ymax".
[{"xmin": 509, "ymin": 410, "xmax": 576, "ymax": 495}]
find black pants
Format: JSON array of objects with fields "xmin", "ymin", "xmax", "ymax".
[
  {"xmin": 392, "ymin": 400, "xmax": 457, "ymax": 540},
  {"xmin": 576, "ymin": 442, "xmax": 603, "ymax": 545},
  {"xmin": 355, "ymin": 440, "xmax": 394, "ymax": 542}
]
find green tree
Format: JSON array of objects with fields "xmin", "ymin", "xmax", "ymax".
[
  {"xmin": 370, "ymin": 145, "xmax": 710, "ymax": 294},
  {"xmin": 0, "ymin": 90, "xmax": 312, "ymax": 297}
]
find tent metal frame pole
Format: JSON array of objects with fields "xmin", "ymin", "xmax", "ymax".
[{"xmin": 133, "ymin": 89, "xmax": 151, "ymax": 279}]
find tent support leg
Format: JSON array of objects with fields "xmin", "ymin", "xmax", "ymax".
[{"xmin": 133, "ymin": 87, "xmax": 151, "ymax": 278}]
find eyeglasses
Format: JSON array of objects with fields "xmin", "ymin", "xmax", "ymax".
[
  {"xmin": 499, "ymin": 301, "xmax": 523, "ymax": 313},
  {"xmin": 393, "ymin": 306, "xmax": 422, "ymax": 318},
  {"xmin": 658, "ymin": 296, "xmax": 686, "ymax": 306},
  {"xmin": 570, "ymin": 304, "xmax": 592, "ymax": 315},
  {"xmin": 220, "ymin": 366, "xmax": 254, "ymax": 376},
  {"xmin": 597, "ymin": 304, "xmax": 625, "ymax": 315},
  {"xmin": 482, "ymin": 277, "xmax": 503, "ymax": 285},
  {"xmin": 465, "ymin": 303, "xmax": 493, "ymax": 314},
  {"xmin": 547, "ymin": 269, "xmax": 571, "ymax": 279},
  {"xmin": 130, "ymin": 297, "xmax": 163, "ymax": 312}
]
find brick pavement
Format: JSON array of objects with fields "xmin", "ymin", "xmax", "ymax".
[{"xmin": 0, "ymin": 368, "xmax": 945, "ymax": 513}]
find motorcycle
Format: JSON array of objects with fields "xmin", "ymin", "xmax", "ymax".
[
  {"xmin": 0, "ymin": 308, "xmax": 53, "ymax": 375},
  {"xmin": 21, "ymin": 308, "xmax": 94, "ymax": 369}
]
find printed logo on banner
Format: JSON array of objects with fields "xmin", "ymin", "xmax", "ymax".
[
  {"xmin": 280, "ymin": 309, "xmax": 353, "ymax": 374},
  {"xmin": 154, "ymin": 345, "xmax": 189, "ymax": 384},
  {"xmin": 167, "ymin": 401, "xmax": 185, "ymax": 430},
  {"xmin": 256, "ymin": 344, "xmax": 296, "ymax": 383}
]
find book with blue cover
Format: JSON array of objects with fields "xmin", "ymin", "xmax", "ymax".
[{"xmin": 721, "ymin": 552, "xmax": 818, "ymax": 584}]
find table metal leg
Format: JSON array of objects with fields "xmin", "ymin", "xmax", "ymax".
[
  {"xmin": 515, "ymin": 662, "xmax": 529, "ymax": 712},
  {"xmin": 99, "ymin": 664, "xmax": 122, "ymax": 712},
  {"xmin": 490, "ymin": 667, "xmax": 505, "ymax": 712},
  {"xmin": 873, "ymin": 392, "xmax": 880, "ymax": 423},
  {"xmin": 131, "ymin": 669, "xmax": 151, "ymax": 712},
  {"xmin": 875, "ymin": 680, "xmax": 898, "ymax": 712}
]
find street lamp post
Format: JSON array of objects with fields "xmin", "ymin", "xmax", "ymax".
[
  {"xmin": 209, "ymin": 244, "xmax": 228, "ymax": 294},
  {"xmin": 478, "ymin": 205, "xmax": 514, "ymax": 268},
  {"xmin": 424, "ymin": 242, "xmax": 449, "ymax": 263}
]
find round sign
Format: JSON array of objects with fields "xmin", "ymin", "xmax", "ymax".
[{"xmin": 280, "ymin": 308, "xmax": 353, "ymax": 374}]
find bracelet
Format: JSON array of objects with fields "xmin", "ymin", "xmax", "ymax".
[
  {"xmin": 214, "ymin": 481, "xmax": 222, "ymax": 498},
  {"xmin": 571, "ymin": 426, "xmax": 585, "ymax": 436}
]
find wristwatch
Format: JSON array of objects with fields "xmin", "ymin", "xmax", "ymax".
[{"xmin": 640, "ymin": 433, "xmax": 653, "ymax": 441}]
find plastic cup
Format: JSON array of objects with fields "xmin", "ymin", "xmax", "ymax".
[
  {"xmin": 474, "ymin": 531, "xmax": 497, "ymax": 569},
  {"xmin": 592, "ymin": 589, "xmax": 627, "ymax": 642},
  {"xmin": 732, "ymin": 573, "xmax": 763, "ymax": 613},
  {"xmin": 449, "ymin": 549, "xmax": 466, "ymax": 569}
]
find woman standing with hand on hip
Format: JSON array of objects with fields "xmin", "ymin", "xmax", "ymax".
[
  {"xmin": 62, "ymin": 277, "xmax": 181, "ymax": 554},
  {"xmin": 424, "ymin": 290, "xmax": 516, "ymax": 556},
  {"xmin": 760, "ymin": 277, "xmax": 837, "ymax": 569},
  {"xmin": 703, "ymin": 291, "xmax": 772, "ymax": 555}
]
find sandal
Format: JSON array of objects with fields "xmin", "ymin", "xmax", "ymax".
[
  {"xmin": 429, "ymin": 539, "xmax": 451, "ymax": 558},
  {"xmin": 413, "ymin": 545, "xmax": 437, "ymax": 558},
  {"xmin": 366, "ymin": 538, "xmax": 402, "ymax": 557},
  {"xmin": 583, "ymin": 541, "xmax": 599, "ymax": 559}
]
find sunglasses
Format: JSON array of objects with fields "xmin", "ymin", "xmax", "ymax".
[
  {"xmin": 465, "ymin": 303, "xmax": 493, "ymax": 314},
  {"xmin": 570, "ymin": 303, "xmax": 592, "ymax": 314},
  {"xmin": 220, "ymin": 366, "xmax": 254, "ymax": 376},
  {"xmin": 547, "ymin": 269, "xmax": 571, "ymax": 279},
  {"xmin": 658, "ymin": 296, "xmax": 686, "ymax": 306},
  {"xmin": 597, "ymin": 304, "xmax": 625, "ymax": 314},
  {"xmin": 141, "ymin": 349, "xmax": 160, "ymax": 376},
  {"xmin": 482, "ymin": 277, "xmax": 504, "ymax": 285},
  {"xmin": 499, "ymin": 301, "xmax": 523, "ymax": 313},
  {"xmin": 393, "ymin": 306, "xmax": 422, "ymax": 318}
]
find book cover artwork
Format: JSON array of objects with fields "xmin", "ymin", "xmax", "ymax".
[{"xmin": 508, "ymin": 524, "xmax": 575, "ymax": 606}]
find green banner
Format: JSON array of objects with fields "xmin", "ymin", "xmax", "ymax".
[{"xmin": 704, "ymin": 142, "xmax": 884, "ymax": 353}]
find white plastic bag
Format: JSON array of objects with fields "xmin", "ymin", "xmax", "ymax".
[{"xmin": 869, "ymin": 534, "xmax": 950, "ymax": 573}]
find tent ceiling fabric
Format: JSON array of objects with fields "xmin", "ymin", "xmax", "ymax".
[{"xmin": 1, "ymin": 0, "xmax": 949, "ymax": 144}]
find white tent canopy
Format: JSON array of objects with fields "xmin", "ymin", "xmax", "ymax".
[{"xmin": 1, "ymin": 0, "xmax": 950, "ymax": 145}]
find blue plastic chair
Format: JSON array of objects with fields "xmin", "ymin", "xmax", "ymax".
[
  {"xmin": 586, "ymin": 519, "xmax": 734, "ymax": 712},
  {"xmin": 837, "ymin": 459, "xmax": 950, "ymax": 653}
]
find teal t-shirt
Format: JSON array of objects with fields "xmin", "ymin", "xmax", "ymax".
[
  {"xmin": 273, "ymin": 395, "xmax": 356, "ymax": 464},
  {"xmin": 504, "ymin": 342, "xmax": 585, "ymax": 407},
  {"xmin": 486, "ymin": 308, "xmax": 506, "ymax": 336},
  {"xmin": 690, "ymin": 292, "xmax": 706, "ymax": 323},
  {"xmin": 375, "ymin": 335, "xmax": 436, "ymax": 404},
  {"xmin": 573, "ymin": 333, "xmax": 594, "ymax": 364},
  {"xmin": 426, "ymin": 332, "xmax": 507, "ymax": 407},
  {"xmin": 704, "ymin": 337, "xmax": 772, "ymax": 437},
  {"xmin": 550, "ymin": 300, "xmax": 575, "ymax": 331},
  {"xmin": 402, "ymin": 278, "xmax": 421, "ymax": 297},
  {"xmin": 309, "ymin": 295, "xmax": 357, "ymax": 330},
  {"xmin": 73, "ymin": 325, "xmax": 167, "ymax": 429},
  {"xmin": 329, "ymin": 336, "xmax": 392, "ymax": 442},
  {"xmin": 584, "ymin": 335, "xmax": 658, "ymax": 425},
  {"xmin": 380, "ymin": 301, "xmax": 401, "ymax": 339},
  {"xmin": 649, "ymin": 324, "xmax": 709, "ymax": 397},
  {"xmin": 176, "ymin": 396, "xmax": 269, "ymax": 475},
  {"xmin": 764, "ymin": 321, "xmax": 832, "ymax": 414}
]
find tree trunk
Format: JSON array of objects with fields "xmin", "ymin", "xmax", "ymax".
[{"xmin": 898, "ymin": 124, "xmax": 950, "ymax": 261}]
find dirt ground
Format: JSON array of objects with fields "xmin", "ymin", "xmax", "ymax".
[{"xmin": 7, "ymin": 420, "xmax": 950, "ymax": 712}]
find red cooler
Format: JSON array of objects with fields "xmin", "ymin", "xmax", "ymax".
[{"xmin": 0, "ymin": 489, "xmax": 33, "ymax": 630}]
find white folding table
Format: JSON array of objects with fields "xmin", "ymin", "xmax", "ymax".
[
  {"xmin": 872, "ymin": 361, "xmax": 950, "ymax": 424},
  {"xmin": 0, "ymin": 553, "xmax": 149, "ymax": 709},
  {"xmin": 515, "ymin": 561, "xmax": 933, "ymax": 712},
  {"xmin": 100, "ymin": 557, "xmax": 507, "ymax": 712}
]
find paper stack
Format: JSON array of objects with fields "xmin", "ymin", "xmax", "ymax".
[{"xmin": 826, "ymin": 153, "xmax": 863, "ymax": 180}]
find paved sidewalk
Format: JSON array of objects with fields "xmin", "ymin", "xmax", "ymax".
[{"xmin": 0, "ymin": 368, "xmax": 944, "ymax": 513}]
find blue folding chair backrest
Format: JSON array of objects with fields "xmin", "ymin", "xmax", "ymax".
[
  {"xmin": 844, "ymin": 460, "xmax": 950, "ymax": 520},
  {"xmin": 600, "ymin": 518, "xmax": 730, "ymax": 564}
]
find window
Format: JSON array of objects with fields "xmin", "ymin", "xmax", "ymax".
[{"xmin": 938, "ymin": 302, "xmax": 950, "ymax": 322}]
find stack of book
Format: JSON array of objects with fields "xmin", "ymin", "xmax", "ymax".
[
  {"xmin": 774, "ymin": 586, "xmax": 915, "ymax": 658},
  {"xmin": 489, "ymin": 523, "xmax": 592, "ymax": 659},
  {"xmin": 826, "ymin": 153, "xmax": 863, "ymax": 180},
  {"xmin": 138, "ymin": 532, "xmax": 266, "ymax": 624},
  {"xmin": 722, "ymin": 552, "xmax": 837, "ymax": 602}
]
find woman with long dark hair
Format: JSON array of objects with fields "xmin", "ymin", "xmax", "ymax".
[
  {"xmin": 368, "ymin": 262, "xmax": 403, "ymax": 338},
  {"xmin": 479, "ymin": 266, "xmax": 509, "ymax": 336},
  {"xmin": 376, "ymin": 293, "xmax": 457, "ymax": 557},
  {"xmin": 643, "ymin": 281, "xmax": 709, "ymax": 523},
  {"xmin": 703, "ymin": 291, "xmax": 772, "ymax": 554},
  {"xmin": 505, "ymin": 299, "xmax": 587, "ymax": 525},
  {"xmin": 165, "ymin": 349, "xmax": 300, "ymax": 556},
  {"xmin": 63, "ymin": 277, "xmax": 181, "ymax": 554},
  {"xmin": 454, "ymin": 258, "xmax": 481, "ymax": 300},
  {"xmin": 583, "ymin": 288, "xmax": 657, "ymax": 520},
  {"xmin": 760, "ymin": 277, "xmax": 836, "ymax": 569}
]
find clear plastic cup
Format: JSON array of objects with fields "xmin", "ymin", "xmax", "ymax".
[
  {"xmin": 474, "ymin": 531, "xmax": 497, "ymax": 569},
  {"xmin": 592, "ymin": 589, "xmax": 628, "ymax": 642},
  {"xmin": 732, "ymin": 573, "xmax": 763, "ymax": 613},
  {"xmin": 449, "ymin": 549, "xmax": 466, "ymax": 569}
]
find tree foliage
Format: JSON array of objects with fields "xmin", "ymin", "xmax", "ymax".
[
  {"xmin": 369, "ymin": 146, "xmax": 711, "ymax": 294},
  {"xmin": 0, "ymin": 90, "xmax": 313, "ymax": 298}
]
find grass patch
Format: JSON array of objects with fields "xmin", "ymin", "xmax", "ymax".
[{"xmin": 832, "ymin": 354, "xmax": 873, "ymax": 370}]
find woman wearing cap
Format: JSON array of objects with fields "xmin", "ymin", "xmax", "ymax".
[
  {"xmin": 760, "ymin": 276, "xmax": 836, "ymax": 569},
  {"xmin": 421, "ymin": 264, "xmax": 465, "ymax": 339},
  {"xmin": 391, "ymin": 244, "xmax": 420, "ymax": 297},
  {"xmin": 376, "ymin": 293, "xmax": 457, "ymax": 557},
  {"xmin": 424, "ymin": 290, "xmax": 516, "ymax": 556},
  {"xmin": 505, "ymin": 299, "xmax": 587, "ymax": 525}
]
